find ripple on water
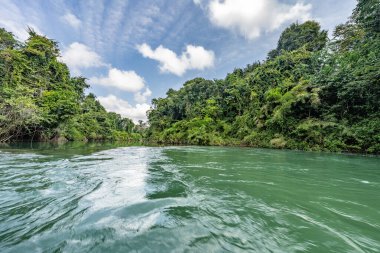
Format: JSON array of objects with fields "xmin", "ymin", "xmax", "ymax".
[{"xmin": 0, "ymin": 146, "xmax": 379, "ymax": 252}]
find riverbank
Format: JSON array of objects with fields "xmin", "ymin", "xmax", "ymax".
[{"xmin": 2, "ymin": 139, "xmax": 379, "ymax": 156}]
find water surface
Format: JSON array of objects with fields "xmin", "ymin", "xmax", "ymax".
[{"xmin": 0, "ymin": 144, "xmax": 379, "ymax": 252}]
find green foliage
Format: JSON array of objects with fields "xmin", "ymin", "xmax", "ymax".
[
  {"xmin": 353, "ymin": 0, "xmax": 380, "ymax": 34},
  {"xmin": 0, "ymin": 28, "xmax": 18, "ymax": 50},
  {"xmin": 268, "ymin": 21, "xmax": 328, "ymax": 59},
  {"xmin": 148, "ymin": 7, "xmax": 380, "ymax": 154},
  {"xmin": 0, "ymin": 28, "xmax": 139, "ymax": 142}
]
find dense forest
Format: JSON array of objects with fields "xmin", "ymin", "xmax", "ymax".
[
  {"xmin": 147, "ymin": 0, "xmax": 380, "ymax": 154},
  {"xmin": 0, "ymin": 28, "xmax": 140, "ymax": 142},
  {"xmin": 1, "ymin": 0, "xmax": 379, "ymax": 154}
]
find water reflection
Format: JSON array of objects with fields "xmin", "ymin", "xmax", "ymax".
[{"xmin": 0, "ymin": 141, "xmax": 140, "ymax": 158}]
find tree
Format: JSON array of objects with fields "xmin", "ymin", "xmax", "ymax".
[
  {"xmin": 147, "ymin": 14, "xmax": 380, "ymax": 154},
  {"xmin": 353, "ymin": 0, "xmax": 380, "ymax": 34},
  {"xmin": 0, "ymin": 27, "xmax": 138, "ymax": 142},
  {"xmin": 0, "ymin": 28, "xmax": 18, "ymax": 50},
  {"xmin": 268, "ymin": 21, "xmax": 328, "ymax": 59}
]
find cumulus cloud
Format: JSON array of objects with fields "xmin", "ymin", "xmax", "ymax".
[
  {"xmin": 90, "ymin": 68, "xmax": 145, "ymax": 93},
  {"xmin": 137, "ymin": 43, "xmax": 215, "ymax": 76},
  {"xmin": 61, "ymin": 12, "xmax": 81, "ymax": 29},
  {"xmin": 61, "ymin": 43, "xmax": 147, "ymax": 94},
  {"xmin": 60, "ymin": 42, "xmax": 106, "ymax": 74},
  {"xmin": 98, "ymin": 95, "xmax": 150, "ymax": 123},
  {"xmin": 134, "ymin": 87, "xmax": 152, "ymax": 103},
  {"xmin": 91, "ymin": 70, "xmax": 150, "ymax": 121},
  {"xmin": 205, "ymin": 0, "xmax": 312, "ymax": 39}
]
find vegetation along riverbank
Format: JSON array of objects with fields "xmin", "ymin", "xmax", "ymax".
[
  {"xmin": 1, "ymin": 0, "xmax": 379, "ymax": 154},
  {"xmin": 146, "ymin": 1, "xmax": 380, "ymax": 154}
]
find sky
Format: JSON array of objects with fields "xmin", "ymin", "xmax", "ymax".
[{"xmin": 0, "ymin": 0, "xmax": 357, "ymax": 122}]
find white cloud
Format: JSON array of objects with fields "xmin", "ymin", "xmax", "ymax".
[
  {"xmin": 61, "ymin": 12, "xmax": 81, "ymax": 29},
  {"xmin": 134, "ymin": 87, "xmax": 152, "ymax": 103},
  {"xmin": 0, "ymin": 21, "xmax": 42, "ymax": 41},
  {"xmin": 193, "ymin": 0, "xmax": 203, "ymax": 6},
  {"xmin": 98, "ymin": 95, "xmax": 150, "ymax": 123},
  {"xmin": 0, "ymin": 0, "xmax": 42, "ymax": 41},
  {"xmin": 90, "ymin": 68, "xmax": 145, "ymax": 93},
  {"xmin": 61, "ymin": 43, "xmax": 147, "ymax": 95},
  {"xmin": 60, "ymin": 42, "xmax": 106, "ymax": 74},
  {"xmin": 137, "ymin": 43, "xmax": 215, "ymax": 76},
  {"xmin": 205, "ymin": 0, "xmax": 312, "ymax": 39}
]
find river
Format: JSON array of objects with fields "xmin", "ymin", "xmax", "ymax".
[{"xmin": 0, "ymin": 143, "xmax": 379, "ymax": 252}]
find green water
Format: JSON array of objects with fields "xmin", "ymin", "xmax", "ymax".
[{"xmin": 0, "ymin": 144, "xmax": 379, "ymax": 252}]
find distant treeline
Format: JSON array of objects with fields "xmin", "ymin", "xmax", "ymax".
[
  {"xmin": 0, "ymin": 28, "xmax": 140, "ymax": 142},
  {"xmin": 146, "ymin": 0, "xmax": 380, "ymax": 154}
]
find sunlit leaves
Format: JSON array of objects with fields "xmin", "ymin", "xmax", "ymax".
[
  {"xmin": 147, "ymin": 12, "xmax": 380, "ymax": 153},
  {"xmin": 0, "ymin": 28, "xmax": 138, "ymax": 142}
]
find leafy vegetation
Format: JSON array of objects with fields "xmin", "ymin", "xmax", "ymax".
[
  {"xmin": 1, "ymin": 1, "xmax": 378, "ymax": 154},
  {"xmin": 147, "ymin": 1, "xmax": 380, "ymax": 154},
  {"xmin": 0, "ymin": 28, "xmax": 140, "ymax": 142}
]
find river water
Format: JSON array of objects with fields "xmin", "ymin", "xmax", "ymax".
[{"xmin": 0, "ymin": 143, "xmax": 379, "ymax": 252}]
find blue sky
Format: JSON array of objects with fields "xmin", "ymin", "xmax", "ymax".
[{"xmin": 0, "ymin": 0, "xmax": 356, "ymax": 122}]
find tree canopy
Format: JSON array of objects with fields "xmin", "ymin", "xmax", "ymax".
[
  {"xmin": 1, "ymin": 0, "xmax": 379, "ymax": 154},
  {"xmin": 267, "ymin": 21, "xmax": 328, "ymax": 59},
  {"xmin": 0, "ymin": 29, "xmax": 140, "ymax": 142},
  {"xmin": 147, "ymin": 1, "xmax": 380, "ymax": 154}
]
